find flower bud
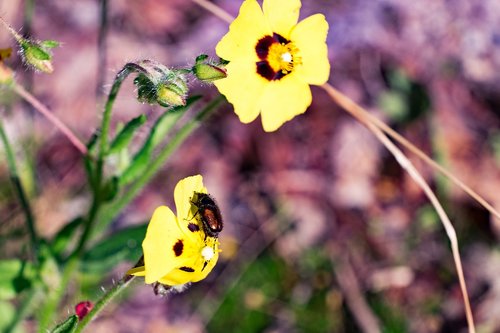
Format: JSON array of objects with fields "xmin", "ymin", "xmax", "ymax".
[
  {"xmin": 133, "ymin": 61, "xmax": 188, "ymax": 107},
  {"xmin": 191, "ymin": 55, "xmax": 227, "ymax": 83},
  {"xmin": 156, "ymin": 82, "xmax": 186, "ymax": 107},
  {"xmin": 75, "ymin": 301, "xmax": 93, "ymax": 320},
  {"xmin": 192, "ymin": 63, "xmax": 227, "ymax": 82},
  {"xmin": 20, "ymin": 41, "xmax": 56, "ymax": 73}
]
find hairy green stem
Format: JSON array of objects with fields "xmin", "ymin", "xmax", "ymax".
[
  {"xmin": 74, "ymin": 275, "xmax": 136, "ymax": 333},
  {"xmin": 0, "ymin": 120, "xmax": 39, "ymax": 260},
  {"xmin": 37, "ymin": 62, "xmax": 162, "ymax": 331},
  {"xmin": 96, "ymin": 95, "xmax": 224, "ymax": 233},
  {"xmin": 99, "ymin": 62, "xmax": 148, "ymax": 159}
]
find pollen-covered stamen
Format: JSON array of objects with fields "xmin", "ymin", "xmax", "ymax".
[
  {"xmin": 201, "ymin": 246, "xmax": 214, "ymax": 261},
  {"xmin": 255, "ymin": 33, "xmax": 301, "ymax": 81}
]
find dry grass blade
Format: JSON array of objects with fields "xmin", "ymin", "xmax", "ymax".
[
  {"xmin": 362, "ymin": 118, "xmax": 476, "ymax": 333},
  {"xmin": 321, "ymin": 84, "xmax": 500, "ymax": 221},
  {"xmin": 321, "ymin": 83, "xmax": 476, "ymax": 332},
  {"xmin": 192, "ymin": 1, "xmax": 479, "ymax": 331}
]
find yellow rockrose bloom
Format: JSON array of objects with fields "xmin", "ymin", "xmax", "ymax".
[
  {"xmin": 214, "ymin": 0, "xmax": 330, "ymax": 132},
  {"xmin": 127, "ymin": 175, "xmax": 221, "ymax": 287}
]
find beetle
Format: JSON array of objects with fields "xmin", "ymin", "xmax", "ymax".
[{"xmin": 192, "ymin": 192, "xmax": 223, "ymax": 237}]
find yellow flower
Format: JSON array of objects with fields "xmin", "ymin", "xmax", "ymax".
[
  {"xmin": 214, "ymin": 0, "xmax": 330, "ymax": 132},
  {"xmin": 127, "ymin": 175, "xmax": 221, "ymax": 286}
]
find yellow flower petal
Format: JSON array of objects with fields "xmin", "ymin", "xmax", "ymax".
[
  {"xmin": 259, "ymin": 75, "xmax": 312, "ymax": 132},
  {"xmin": 291, "ymin": 14, "xmax": 330, "ymax": 85},
  {"xmin": 174, "ymin": 174, "xmax": 207, "ymax": 226},
  {"xmin": 216, "ymin": 0, "xmax": 270, "ymax": 61},
  {"xmin": 142, "ymin": 206, "xmax": 187, "ymax": 284},
  {"xmin": 127, "ymin": 266, "xmax": 146, "ymax": 276},
  {"xmin": 158, "ymin": 250, "xmax": 219, "ymax": 285},
  {"xmin": 214, "ymin": 59, "xmax": 267, "ymax": 124},
  {"xmin": 263, "ymin": 0, "xmax": 301, "ymax": 38}
]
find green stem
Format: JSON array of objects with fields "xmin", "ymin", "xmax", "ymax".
[
  {"xmin": 96, "ymin": 95, "xmax": 224, "ymax": 232},
  {"xmin": 37, "ymin": 62, "xmax": 150, "ymax": 331},
  {"xmin": 0, "ymin": 120, "xmax": 39, "ymax": 260},
  {"xmin": 74, "ymin": 275, "xmax": 136, "ymax": 333},
  {"xmin": 99, "ymin": 62, "xmax": 148, "ymax": 159}
]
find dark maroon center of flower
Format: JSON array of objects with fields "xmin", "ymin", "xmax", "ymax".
[{"xmin": 255, "ymin": 33, "xmax": 291, "ymax": 81}]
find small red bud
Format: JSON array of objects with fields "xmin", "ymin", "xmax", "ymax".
[{"xmin": 75, "ymin": 301, "xmax": 93, "ymax": 320}]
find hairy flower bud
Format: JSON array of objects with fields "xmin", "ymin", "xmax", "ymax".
[
  {"xmin": 19, "ymin": 40, "xmax": 59, "ymax": 74},
  {"xmin": 193, "ymin": 63, "xmax": 227, "ymax": 82},
  {"xmin": 156, "ymin": 82, "xmax": 187, "ymax": 107},
  {"xmin": 133, "ymin": 60, "xmax": 188, "ymax": 107},
  {"xmin": 192, "ymin": 55, "xmax": 227, "ymax": 82}
]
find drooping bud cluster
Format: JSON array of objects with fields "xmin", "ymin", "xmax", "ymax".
[{"xmin": 133, "ymin": 60, "xmax": 188, "ymax": 107}]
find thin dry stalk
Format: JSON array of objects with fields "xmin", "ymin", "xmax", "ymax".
[
  {"xmin": 321, "ymin": 83, "xmax": 500, "ymax": 221},
  {"xmin": 13, "ymin": 84, "xmax": 88, "ymax": 155},
  {"xmin": 191, "ymin": 1, "xmax": 478, "ymax": 330},
  {"xmin": 365, "ymin": 119, "xmax": 475, "ymax": 333}
]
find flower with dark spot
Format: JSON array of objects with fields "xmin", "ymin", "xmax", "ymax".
[
  {"xmin": 214, "ymin": 0, "xmax": 330, "ymax": 131},
  {"xmin": 127, "ymin": 175, "xmax": 221, "ymax": 287}
]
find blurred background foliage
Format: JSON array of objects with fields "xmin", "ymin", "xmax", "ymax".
[{"xmin": 1, "ymin": 0, "xmax": 500, "ymax": 332}]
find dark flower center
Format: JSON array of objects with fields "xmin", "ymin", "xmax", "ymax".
[{"xmin": 255, "ymin": 33, "xmax": 300, "ymax": 81}]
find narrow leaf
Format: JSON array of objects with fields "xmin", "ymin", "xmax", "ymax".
[
  {"xmin": 51, "ymin": 315, "xmax": 78, "ymax": 333},
  {"xmin": 118, "ymin": 141, "xmax": 152, "ymax": 186},
  {"xmin": 50, "ymin": 217, "xmax": 84, "ymax": 257},
  {"xmin": 40, "ymin": 40, "xmax": 60, "ymax": 49},
  {"xmin": 101, "ymin": 176, "xmax": 119, "ymax": 202},
  {"xmin": 117, "ymin": 97, "xmax": 199, "ymax": 186},
  {"xmin": 108, "ymin": 114, "xmax": 147, "ymax": 154},
  {"xmin": 81, "ymin": 223, "xmax": 147, "ymax": 273}
]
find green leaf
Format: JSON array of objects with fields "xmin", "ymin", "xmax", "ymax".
[
  {"xmin": 100, "ymin": 176, "xmax": 119, "ymax": 202},
  {"xmin": 50, "ymin": 315, "xmax": 78, "ymax": 333},
  {"xmin": 40, "ymin": 40, "xmax": 60, "ymax": 49},
  {"xmin": 81, "ymin": 223, "xmax": 147, "ymax": 273},
  {"xmin": 0, "ymin": 260, "xmax": 34, "ymax": 300},
  {"xmin": 108, "ymin": 114, "xmax": 147, "ymax": 155},
  {"xmin": 195, "ymin": 54, "xmax": 209, "ymax": 63},
  {"xmin": 118, "ymin": 140, "xmax": 152, "ymax": 186},
  {"xmin": 50, "ymin": 217, "xmax": 84, "ymax": 257},
  {"xmin": 150, "ymin": 96, "xmax": 200, "ymax": 147},
  {"xmin": 117, "ymin": 97, "xmax": 199, "ymax": 186}
]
